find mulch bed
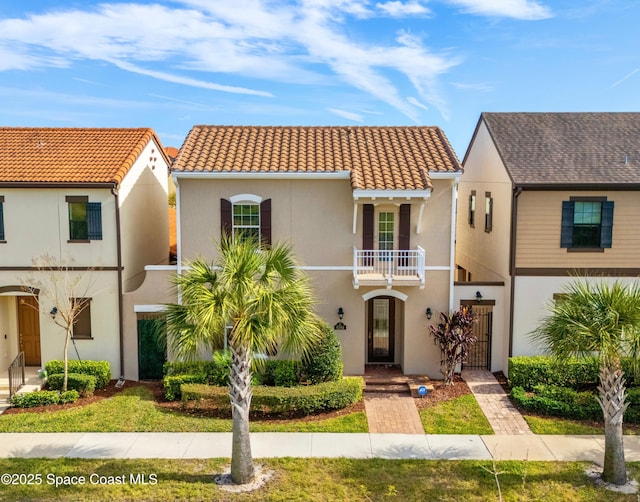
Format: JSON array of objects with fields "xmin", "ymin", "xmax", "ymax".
[{"xmin": 3, "ymin": 376, "xmax": 472, "ymax": 421}]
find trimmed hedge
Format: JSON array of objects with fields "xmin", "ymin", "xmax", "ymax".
[
  {"xmin": 163, "ymin": 373, "xmax": 208, "ymax": 401},
  {"xmin": 511, "ymin": 384, "xmax": 640, "ymax": 423},
  {"xmin": 44, "ymin": 360, "xmax": 111, "ymax": 389},
  {"xmin": 10, "ymin": 390, "xmax": 79, "ymax": 408},
  {"xmin": 47, "ymin": 373, "xmax": 96, "ymax": 397},
  {"xmin": 181, "ymin": 377, "xmax": 363, "ymax": 416},
  {"xmin": 508, "ymin": 356, "xmax": 639, "ymax": 391}
]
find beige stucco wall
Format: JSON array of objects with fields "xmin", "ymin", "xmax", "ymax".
[
  {"xmin": 164, "ymin": 175, "xmax": 457, "ymax": 378},
  {"xmin": 454, "ymin": 284, "xmax": 508, "ymax": 373},
  {"xmin": 119, "ymin": 139, "xmax": 170, "ymax": 292},
  {"xmin": 515, "ymin": 190, "xmax": 640, "ymax": 269},
  {"xmin": 512, "ymin": 275, "xmax": 640, "ymax": 357},
  {"xmin": 456, "ymin": 121, "xmax": 513, "ymax": 283},
  {"xmin": 0, "ymin": 188, "xmax": 118, "ymax": 267},
  {"xmin": 0, "ymin": 295, "xmax": 20, "ymax": 373},
  {"xmin": 122, "ymin": 266, "xmax": 177, "ymax": 381},
  {"xmin": 0, "ymin": 270, "xmax": 121, "ymax": 377}
]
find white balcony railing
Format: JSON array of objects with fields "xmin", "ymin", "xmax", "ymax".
[{"xmin": 353, "ymin": 247, "xmax": 425, "ymax": 288}]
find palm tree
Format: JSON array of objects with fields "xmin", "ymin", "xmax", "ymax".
[
  {"xmin": 164, "ymin": 237, "xmax": 320, "ymax": 485},
  {"xmin": 532, "ymin": 279, "xmax": 640, "ymax": 485}
]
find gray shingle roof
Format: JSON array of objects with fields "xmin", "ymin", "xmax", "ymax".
[{"xmin": 479, "ymin": 112, "xmax": 640, "ymax": 185}]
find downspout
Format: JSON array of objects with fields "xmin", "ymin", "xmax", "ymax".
[
  {"xmin": 111, "ymin": 185, "xmax": 125, "ymax": 381},
  {"xmin": 449, "ymin": 179, "xmax": 459, "ymax": 311},
  {"xmin": 508, "ymin": 186, "xmax": 522, "ymax": 358},
  {"xmin": 174, "ymin": 174, "xmax": 182, "ymax": 302}
]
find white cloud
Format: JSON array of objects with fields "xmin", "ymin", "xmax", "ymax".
[
  {"xmin": 445, "ymin": 0, "xmax": 553, "ymax": 20},
  {"xmin": 328, "ymin": 108, "xmax": 365, "ymax": 121},
  {"xmin": 111, "ymin": 59, "xmax": 273, "ymax": 97},
  {"xmin": 0, "ymin": 1, "xmax": 461, "ymax": 120},
  {"xmin": 610, "ymin": 68, "xmax": 640, "ymax": 89},
  {"xmin": 407, "ymin": 97, "xmax": 428, "ymax": 111},
  {"xmin": 377, "ymin": 1, "xmax": 430, "ymax": 17}
]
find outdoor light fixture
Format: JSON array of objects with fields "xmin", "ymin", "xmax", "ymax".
[
  {"xmin": 476, "ymin": 291, "xmax": 483, "ymax": 301},
  {"xmin": 425, "ymin": 307, "xmax": 433, "ymax": 320},
  {"xmin": 49, "ymin": 306, "xmax": 58, "ymax": 319},
  {"xmin": 337, "ymin": 307, "xmax": 344, "ymax": 320}
]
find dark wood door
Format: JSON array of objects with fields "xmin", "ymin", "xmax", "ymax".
[
  {"xmin": 368, "ymin": 297, "xmax": 395, "ymax": 363},
  {"xmin": 18, "ymin": 296, "xmax": 41, "ymax": 366}
]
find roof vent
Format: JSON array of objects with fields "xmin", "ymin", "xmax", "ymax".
[{"xmin": 624, "ymin": 155, "xmax": 629, "ymax": 165}]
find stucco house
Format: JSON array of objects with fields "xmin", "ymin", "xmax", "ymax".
[
  {"xmin": 130, "ymin": 125, "xmax": 463, "ymax": 378},
  {"xmin": 456, "ymin": 112, "xmax": 640, "ymax": 372},
  {"xmin": 0, "ymin": 127, "xmax": 170, "ymax": 380}
]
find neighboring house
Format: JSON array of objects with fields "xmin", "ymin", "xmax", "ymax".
[
  {"xmin": 139, "ymin": 125, "xmax": 463, "ymax": 377},
  {"xmin": 456, "ymin": 112, "xmax": 640, "ymax": 372},
  {"xmin": 0, "ymin": 128, "xmax": 170, "ymax": 379}
]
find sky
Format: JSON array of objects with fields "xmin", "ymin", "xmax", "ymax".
[{"xmin": 0, "ymin": 1, "xmax": 638, "ymax": 157}]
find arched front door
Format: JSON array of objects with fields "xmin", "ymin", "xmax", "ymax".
[{"xmin": 367, "ymin": 296, "xmax": 395, "ymax": 363}]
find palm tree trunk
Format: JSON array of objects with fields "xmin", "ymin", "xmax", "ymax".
[
  {"xmin": 229, "ymin": 342, "xmax": 255, "ymax": 485},
  {"xmin": 597, "ymin": 365, "xmax": 628, "ymax": 485}
]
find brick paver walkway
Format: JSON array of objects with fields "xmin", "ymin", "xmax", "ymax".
[
  {"xmin": 364, "ymin": 393, "xmax": 425, "ymax": 434},
  {"xmin": 462, "ymin": 370, "xmax": 533, "ymax": 435}
]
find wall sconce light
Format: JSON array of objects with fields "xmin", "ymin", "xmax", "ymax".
[
  {"xmin": 337, "ymin": 307, "xmax": 344, "ymax": 320},
  {"xmin": 49, "ymin": 306, "xmax": 58, "ymax": 319},
  {"xmin": 425, "ymin": 307, "xmax": 433, "ymax": 320},
  {"xmin": 475, "ymin": 291, "xmax": 483, "ymax": 301}
]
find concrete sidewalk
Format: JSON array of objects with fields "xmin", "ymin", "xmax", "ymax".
[{"xmin": 2, "ymin": 432, "xmax": 640, "ymax": 463}]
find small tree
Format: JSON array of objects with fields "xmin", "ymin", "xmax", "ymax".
[
  {"xmin": 429, "ymin": 306, "xmax": 477, "ymax": 385},
  {"xmin": 22, "ymin": 254, "xmax": 94, "ymax": 392}
]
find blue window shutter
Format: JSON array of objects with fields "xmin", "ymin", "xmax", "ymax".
[
  {"xmin": 600, "ymin": 201, "xmax": 614, "ymax": 248},
  {"xmin": 0, "ymin": 202, "xmax": 4, "ymax": 240},
  {"xmin": 87, "ymin": 202, "xmax": 102, "ymax": 240},
  {"xmin": 560, "ymin": 201, "xmax": 574, "ymax": 248}
]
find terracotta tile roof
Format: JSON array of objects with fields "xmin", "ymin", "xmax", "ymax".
[
  {"xmin": 480, "ymin": 112, "xmax": 640, "ymax": 185},
  {"xmin": 172, "ymin": 126, "xmax": 461, "ymax": 191},
  {"xmin": 0, "ymin": 127, "xmax": 164, "ymax": 185}
]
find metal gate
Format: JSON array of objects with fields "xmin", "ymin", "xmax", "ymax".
[
  {"xmin": 137, "ymin": 316, "xmax": 166, "ymax": 380},
  {"xmin": 463, "ymin": 305, "xmax": 492, "ymax": 370}
]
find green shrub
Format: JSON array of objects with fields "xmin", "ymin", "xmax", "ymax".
[
  {"xmin": 163, "ymin": 373, "xmax": 207, "ymax": 401},
  {"xmin": 59, "ymin": 390, "xmax": 80, "ymax": 404},
  {"xmin": 10, "ymin": 389, "xmax": 79, "ymax": 408},
  {"xmin": 182, "ymin": 377, "xmax": 363, "ymax": 416},
  {"xmin": 273, "ymin": 360, "xmax": 299, "ymax": 387},
  {"xmin": 301, "ymin": 322, "xmax": 343, "ymax": 384},
  {"xmin": 163, "ymin": 354, "xmax": 230, "ymax": 387},
  {"xmin": 47, "ymin": 373, "xmax": 96, "ymax": 397},
  {"xmin": 508, "ymin": 356, "xmax": 640, "ymax": 391},
  {"xmin": 44, "ymin": 360, "xmax": 111, "ymax": 389}
]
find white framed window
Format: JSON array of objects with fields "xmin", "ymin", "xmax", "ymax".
[{"xmin": 232, "ymin": 203, "xmax": 260, "ymax": 243}]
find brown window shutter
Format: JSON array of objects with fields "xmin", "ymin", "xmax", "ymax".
[
  {"xmin": 260, "ymin": 198, "xmax": 272, "ymax": 248},
  {"xmin": 399, "ymin": 204, "xmax": 410, "ymax": 250},
  {"xmin": 221, "ymin": 198, "xmax": 232, "ymax": 238},
  {"xmin": 398, "ymin": 204, "xmax": 411, "ymax": 266},
  {"xmin": 362, "ymin": 204, "xmax": 374, "ymax": 266},
  {"xmin": 362, "ymin": 204, "xmax": 374, "ymax": 249}
]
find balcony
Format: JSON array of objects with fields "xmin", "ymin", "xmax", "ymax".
[{"xmin": 353, "ymin": 247, "xmax": 425, "ymax": 289}]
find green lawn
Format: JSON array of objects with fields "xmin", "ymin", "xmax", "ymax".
[
  {"xmin": 419, "ymin": 394, "xmax": 494, "ymax": 434},
  {"xmin": 0, "ymin": 458, "xmax": 636, "ymax": 501},
  {"xmin": 0, "ymin": 386, "xmax": 368, "ymax": 433}
]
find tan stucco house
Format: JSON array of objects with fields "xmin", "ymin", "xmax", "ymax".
[
  {"xmin": 456, "ymin": 112, "xmax": 640, "ymax": 372},
  {"xmin": 134, "ymin": 125, "xmax": 463, "ymax": 378},
  {"xmin": 0, "ymin": 128, "xmax": 170, "ymax": 379}
]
